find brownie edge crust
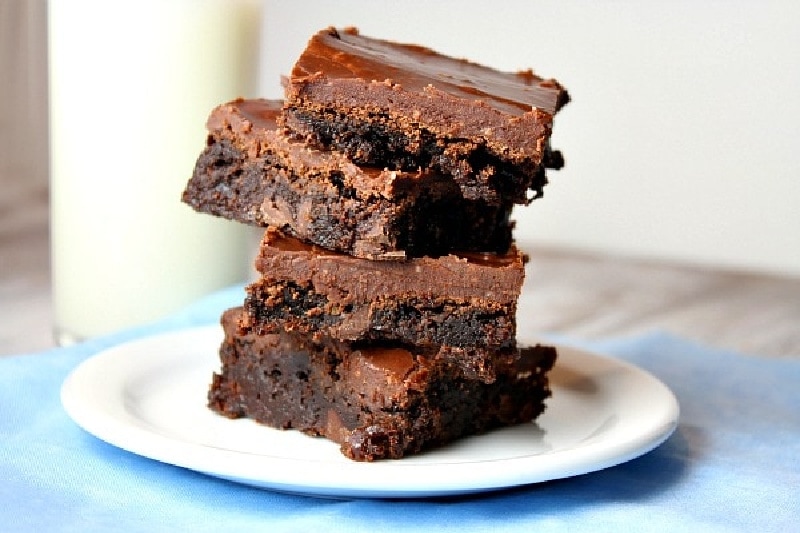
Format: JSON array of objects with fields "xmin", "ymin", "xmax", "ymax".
[{"xmin": 208, "ymin": 307, "xmax": 557, "ymax": 461}]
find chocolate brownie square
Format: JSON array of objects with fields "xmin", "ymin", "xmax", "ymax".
[
  {"xmin": 282, "ymin": 27, "xmax": 569, "ymax": 204},
  {"xmin": 182, "ymin": 98, "xmax": 514, "ymax": 259},
  {"xmin": 242, "ymin": 227, "xmax": 526, "ymax": 348},
  {"xmin": 209, "ymin": 307, "xmax": 557, "ymax": 461}
]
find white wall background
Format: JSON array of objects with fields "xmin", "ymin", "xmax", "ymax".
[{"xmin": 259, "ymin": 0, "xmax": 800, "ymax": 277}]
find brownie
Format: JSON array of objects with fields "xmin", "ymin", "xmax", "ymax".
[
  {"xmin": 182, "ymin": 98, "xmax": 514, "ymax": 260},
  {"xmin": 282, "ymin": 27, "xmax": 569, "ymax": 204},
  {"xmin": 243, "ymin": 227, "xmax": 525, "ymax": 348},
  {"xmin": 209, "ymin": 307, "xmax": 557, "ymax": 461}
]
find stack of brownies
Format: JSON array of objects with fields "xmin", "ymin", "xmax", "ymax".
[{"xmin": 182, "ymin": 27, "xmax": 569, "ymax": 461}]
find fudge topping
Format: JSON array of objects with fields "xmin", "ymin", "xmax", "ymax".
[
  {"xmin": 292, "ymin": 27, "xmax": 568, "ymax": 116},
  {"xmin": 218, "ymin": 97, "xmax": 280, "ymax": 131},
  {"xmin": 256, "ymin": 227, "xmax": 526, "ymax": 304}
]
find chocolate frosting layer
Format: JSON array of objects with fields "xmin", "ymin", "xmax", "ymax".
[
  {"xmin": 291, "ymin": 27, "xmax": 569, "ymax": 116},
  {"xmin": 255, "ymin": 227, "xmax": 526, "ymax": 305}
]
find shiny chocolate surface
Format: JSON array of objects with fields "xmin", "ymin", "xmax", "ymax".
[{"xmin": 292, "ymin": 27, "xmax": 566, "ymax": 115}]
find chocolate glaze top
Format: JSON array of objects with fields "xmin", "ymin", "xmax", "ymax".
[
  {"xmin": 256, "ymin": 227, "xmax": 526, "ymax": 304},
  {"xmin": 291, "ymin": 27, "xmax": 569, "ymax": 116}
]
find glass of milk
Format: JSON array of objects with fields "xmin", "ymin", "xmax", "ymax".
[{"xmin": 48, "ymin": 0, "xmax": 263, "ymax": 344}]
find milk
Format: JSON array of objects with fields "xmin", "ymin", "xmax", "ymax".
[{"xmin": 49, "ymin": 0, "xmax": 263, "ymax": 343}]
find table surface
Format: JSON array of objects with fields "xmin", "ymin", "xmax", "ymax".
[{"xmin": 2, "ymin": 176, "xmax": 800, "ymax": 358}]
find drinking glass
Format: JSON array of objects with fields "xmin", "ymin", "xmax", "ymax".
[{"xmin": 48, "ymin": 0, "xmax": 263, "ymax": 343}]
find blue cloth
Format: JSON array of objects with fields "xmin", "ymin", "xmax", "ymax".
[{"xmin": 2, "ymin": 285, "xmax": 798, "ymax": 532}]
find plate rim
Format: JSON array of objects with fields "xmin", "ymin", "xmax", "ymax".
[{"xmin": 60, "ymin": 326, "xmax": 679, "ymax": 498}]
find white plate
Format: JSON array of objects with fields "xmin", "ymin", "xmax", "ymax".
[{"xmin": 61, "ymin": 326, "xmax": 679, "ymax": 498}]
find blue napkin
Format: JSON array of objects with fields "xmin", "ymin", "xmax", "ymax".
[{"xmin": 2, "ymin": 285, "xmax": 798, "ymax": 532}]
